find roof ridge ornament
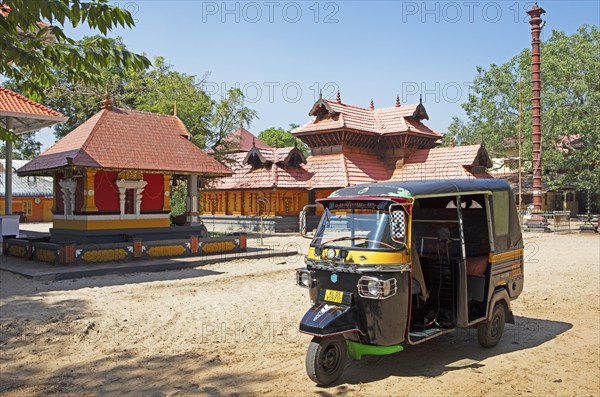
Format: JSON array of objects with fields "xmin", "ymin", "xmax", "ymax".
[
  {"xmin": 336, "ymin": 90, "xmax": 341, "ymax": 104},
  {"xmin": 419, "ymin": 94, "xmax": 423, "ymax": 105},
  {"xmin": 370, "ymin": 99, "xmax": 374, "ymax": 110},
  {"xmin": 396, "ymin": 95, "xmax": 401, "ymax": 107},
  {"xmin": 173, "ymin": 100, "xmax": 177, "ymax": 116},
  {"xmin": 102, "ymin": 84, "xmax": 113, "ymax": 110}
]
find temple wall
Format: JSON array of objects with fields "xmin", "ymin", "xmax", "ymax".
[
  {"xmin": 141, "ymin": 173, "xmax": 164, "ymax": 211},
  {"xmin": 201, "ymin": 189, "xmax": 308, "ymax": 217},
  {"xmin": 95, "ymin": 171, "xmax": 120, "ymax": 212}
]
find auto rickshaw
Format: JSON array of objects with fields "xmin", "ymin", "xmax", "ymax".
[{"xmin": 296, "ymin": 179, "xmax": 524, "ymax": 385}]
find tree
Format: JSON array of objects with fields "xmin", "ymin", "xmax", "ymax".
[
  {"xmin": 448, "ymin": 25, "xmax": 600, "ymax": 194},
  {"xmin": 29, "ymin": 46, "xmax": 257, "ymax": 162},
  {"xmin": 43, "ymin": 50, "xmax": 213, "ymax": 145},
  {"xmin": 206, "ymin": 88, "xmax": 258, "ymax": 161},
  {"xmin": 258, "ymin": 125, "xmax": 310, "ymax": 156},
  {"xmin": 0, "ymin": 0, "xmax": 150, "ymax": 141},
  {"xmin": 0, "ymin": 133, "xmax": 41, "ymax": 159}
]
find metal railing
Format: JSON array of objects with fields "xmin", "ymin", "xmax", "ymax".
[{"xmin": 520, "ymin": 210, "xmax": 571, "ymax": 233}]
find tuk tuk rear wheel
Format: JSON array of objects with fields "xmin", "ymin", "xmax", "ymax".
[
  {"xmin": 477, "ymin": 303, "xmax": 506, "ymax": 348},
  {"xmin": 306, "ymin": 336, "xmax": 347, "ymax": 386}
]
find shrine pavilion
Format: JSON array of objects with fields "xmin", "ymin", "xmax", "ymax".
[
  {"xmin": 202, "ymin": 93, "xmax": 492, "ymax": 232},
  {"xmin": 6, "ymin": 94, "xmax": 247, "ymax": 265}
]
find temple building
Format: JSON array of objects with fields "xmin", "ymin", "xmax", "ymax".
[
  {"xmin": 6, "ymin": 95, "xmax": 247, "ymax": 265},
  {"xmin": 202, "ymin": 93, "xmax": 493, "ymax": 232}
]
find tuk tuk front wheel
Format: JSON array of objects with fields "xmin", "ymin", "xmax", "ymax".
[
  {"xmin": 306, "ymin": 336, "xmax": 347, "ymax": 386},
  {"xmin": 477, "ymin": 303, "xmax": 506, "ymax": 348}
]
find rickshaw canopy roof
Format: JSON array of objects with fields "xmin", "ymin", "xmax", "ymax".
[{"xmin": 329, "ymin": 179, "xmax": 511, "ymax": 200}]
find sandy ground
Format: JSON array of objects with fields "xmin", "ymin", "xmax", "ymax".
[{"xmin": 0, "ymin": 227, "xmax": 599, "ymax": 396}]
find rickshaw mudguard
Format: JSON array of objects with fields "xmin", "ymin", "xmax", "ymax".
[
  {"xmin": 488, "ymin": 288, "xmax": 515, "ymax": 324},
  {"xmin": 299, "ymin": 303, "xmax": 360, "ymax": 336}
]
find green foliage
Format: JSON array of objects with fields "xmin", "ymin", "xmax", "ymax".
[
  {"xmin": 0, "ymin": 0, "xmax": 150, "ymax": 141},
  {"xmin": 0, "ymin": 134, "xmax": 41, "ymax": 159},
  {"xmin": 42, "ymin": 48, "xmax": 213, "ymax": 143},
  {"xmin": 169, "ymin": 179, "xmax": 187, "ymax": 217},
  {"xmin": 207, "ymin": 88, "xmax": 258, "ymax": 161},
  {"xmin": 258, "ymin": 125, "xmax": 310, "ymax": 156},
  {"xmin": 0, "ymin": 0, "xmax": 150, "ymax": 98},
  {"xmin": 450, "ymin": 25, "xmax": 600, "ymax": 194}
]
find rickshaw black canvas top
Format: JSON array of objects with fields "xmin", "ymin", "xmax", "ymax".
[{"xmin": 328, "ymin": 179, "xmax": 511, "ymax": 199}]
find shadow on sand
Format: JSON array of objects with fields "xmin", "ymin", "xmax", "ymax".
[
  {"xmin": 330, "ymin": 316, "xmax": 572, "ymax": 387},
  {"xmin": 0, "ymin": 267, "xmax": 224, "ymax": 299}
]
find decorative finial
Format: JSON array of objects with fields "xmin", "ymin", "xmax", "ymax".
[
  {"xmin": 419, "ymin": 94, "xmax": 422, "ymax": 104},
  {"xmin": 294, "ymin": 139, "xmax": 298, "ymax": 148},
  {"xmin": 273, "ymin": 139, "xmax": 278, "ymax": 149},
  {"xmin": 252, "ymin": 137, "xmax": 256, "ymax": 147},
  {"xmin": 102, "ymin": 84, "xmax": 112, "ymax": 110},
  {"xmin": 336, "ymin": 90, "xmax": 341, "ymax": 103},
  {"xmin": 395, "ymin": 95, "xmax": 401, "ymax": 107},
  {"xmin": 319, "ymin": 89, "xmax": 323, "ymax": 100},
  {"xmin": 173, "ymin": 100, "xmax": 177, "ymax": 116},
  {"xmin": 370, "ymin": 99, "xmax": 374, "ymax": 110},
  {"xmin": 449, "ymin": 136, "xmax": 455, "ymax": 148}
]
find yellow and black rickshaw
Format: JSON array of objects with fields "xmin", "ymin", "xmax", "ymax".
[{"xmin": 296, "ymin": 179, "xmax": 524, "ymax": 385}]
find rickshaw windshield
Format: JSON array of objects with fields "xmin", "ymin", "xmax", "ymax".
[{"xmin": 311, "ymin": 208, "xmax": 404, "ymax": 250}]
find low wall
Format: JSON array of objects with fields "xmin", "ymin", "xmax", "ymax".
[
  {"xmin": 3, "ymin": 233, "xmax": 247, "ymax": 266},
  {"xmin": 201, "ymin": 215, "xmax": 320, "ymax": 234}
]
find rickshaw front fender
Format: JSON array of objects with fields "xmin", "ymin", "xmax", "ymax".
[{"xmin": 299, "ymin": 303, "xmax": 360, "ymax": 337}]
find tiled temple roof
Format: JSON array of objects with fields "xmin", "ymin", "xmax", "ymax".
[{"xmin": 18, "ymin": 107, "xmax": 231, "ymax": 176}]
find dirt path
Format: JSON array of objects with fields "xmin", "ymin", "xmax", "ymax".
[{"xmin": 1, "ymin": 233, "xmax": 599, "ymax": 396}]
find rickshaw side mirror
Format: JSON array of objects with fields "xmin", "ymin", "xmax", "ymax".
[
  {"xmin": 300, "ymin": 204, "xmax": 318, "ymax": 238},
  {"xmin": 389, "ymin": 207, "xmax": 406, "ymax": 243}
]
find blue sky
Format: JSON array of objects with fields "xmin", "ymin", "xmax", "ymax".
[{"xmin": 35, "ymin": 0, "xmax": 599, "ymax": 150}]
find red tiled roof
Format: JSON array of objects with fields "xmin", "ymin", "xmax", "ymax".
[
  {"xmin": 224, "ymin": 127, "xmax": 271, "ymax": 152},
  {"xmin": 0, "ymin": 86, "xmax": 68, "ymax": 134},
  {"xmin": 213, "ymin": 148, "xmax": 311, "ymax": 190},
  {"xmin": 406, "ymin": 145, "xmax": 485, "ymax": 165},
  {"xmin": 18, "ymin": 107, "xmax": 231, "ymax": 176},
  {"xmin": 209, "ymin": 144, "xmax": 492, "ymax": 190},
  {"xmin": 293, "ymin": 100, "xmax": 441, "ymax": 139},
  {"xmin": 0, "ymin": 86, "xmax": 65, "ymax": 118}
]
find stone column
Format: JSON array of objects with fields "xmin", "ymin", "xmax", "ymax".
[
  {"xmin": 118, "ymin": 187, "xmax": 126, "ymax": 216},
  {"xmin": 4, "ymin": 117, "xmax": 13, "ymax": 215},
  {"xmin": 186, "ymin": 174, "xmax": 200, "ymax": 225},
  {"xmin": 59, "ymin": 179, "xmax": 77, "ymax": 216}
]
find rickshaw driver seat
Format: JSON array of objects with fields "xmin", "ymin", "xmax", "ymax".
[{"xmin": 411, "ymin": 245, "xmax": 429, "ymax": 301}]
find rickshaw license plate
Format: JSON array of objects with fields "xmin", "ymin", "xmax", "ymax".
[{"xmin": 324, "ymin": 289, "xmax": 344, "ymax": 303}]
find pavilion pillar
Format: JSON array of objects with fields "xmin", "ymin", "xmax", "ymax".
[
  {"xmin": 162, "ymin": 174, "xmax": 171, "ymax": 211},
  {"xmin": 59, "ymin": 179, "xmax": 77, "ymax": 216},
  {"xmin": 81, "ymin": 170, "xmax": 98, "ymax": 212},
  {"xmin": 186, "ymin": 174, "xmax": 200, "ymax": 225},
  {"xmin": 4, "ymin": 117, "xmax": 13, "ymax": 215}
]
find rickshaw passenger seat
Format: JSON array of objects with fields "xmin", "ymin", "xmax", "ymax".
[
  {"xmin": 411, "ymin": 245, "xmax": 429, "ymax": 301},
  {"xmin": 466, "ymin": 256, "xmax": 488, "ymax": 277}
]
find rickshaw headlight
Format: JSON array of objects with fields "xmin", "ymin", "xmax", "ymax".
[
  {"xmin": 367, "ymin": 280, "xmax": 379, "ymax": 296},
  {"xmin": 358, "ymin": 276, "xmax": 397, "ymax": 299},
  {"xmin": 326, "ymin": 248, "xmax": 336, "ymax": 260},
  {"xmin": 300, "ymin": 272, "xmax": 309, "ymax": 286},
  {"xmin": 296, "ymin": 269, "xmax": 314, "ymax": 288}
]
